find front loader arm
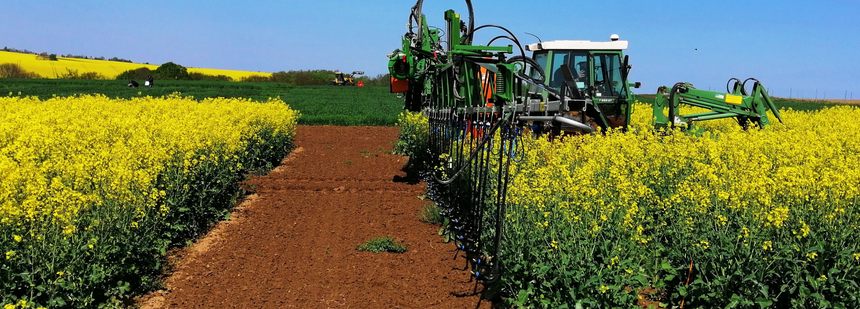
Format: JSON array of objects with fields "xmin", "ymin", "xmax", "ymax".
[{"xmin": 653, "ymin": 79, "xmax": 783, "ymax": 131}]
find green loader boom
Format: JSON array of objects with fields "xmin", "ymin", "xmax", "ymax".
[{"xmin": 653, "ymin": 78, "xmax": 783, "ymax": 132}]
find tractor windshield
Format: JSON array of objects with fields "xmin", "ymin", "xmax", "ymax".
[
  {"xmin": 592, "ymin": 53, "xmax": 627, "ymax": 98},
  {"xmin": 547, "ymin": 51, "xmax": 588, "ymax": 90}
]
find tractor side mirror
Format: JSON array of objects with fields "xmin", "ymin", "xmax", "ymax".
[{"xmin": 621, "ymin": 55, "xmax": 631, "ymax": 80}]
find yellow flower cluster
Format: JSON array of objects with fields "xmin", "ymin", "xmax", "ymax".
[
  {"xmin": 394, "ymin": 111, "xmax": 430, "ymax": 161},
  {"xmin": 506, "ymin": 103, "xmax": 859, "ymax": 244},
  {"xmin": 0, "ymin": 94, "xmax": 298, "ymax": 232},
  {"xmin": 398, "ymin": 101, "xmax": 860, "ymax": 306}
]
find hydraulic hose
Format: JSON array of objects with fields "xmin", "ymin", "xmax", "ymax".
[
  {"xmin": 411, "ymin": 0, "xmax": 474, "ymax": 45},
  {"xmin": 667, "ymin": 82, "xmax": 685, "ymax": 130},
  {"xmin": 487, "ymin": 35, "xmax": 515, "ymax": 46},
  {"xmin": 726, "ymin": 78, "xmax": 741, "ymax": 93},
  {"xmin": 433, "ymin": 117, "xmax": 505, "ymax": 185},
  {"xmin": 742, "ymin": 78, "xmax": 760, "ymax": 96},
  {"xmin": 506, "ymin": 55, "xmax": 545, "ymax": 84}
]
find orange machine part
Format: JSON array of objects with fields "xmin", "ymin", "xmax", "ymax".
[
  {"xmin": 390, "ymin": 77, "xmax": 408, "ymax": 93},
  {"xmin": 479, "ymin": 67, "xmax": 495, "ymax": 106}
]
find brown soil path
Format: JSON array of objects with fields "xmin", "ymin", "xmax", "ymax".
[{"xmin": 138, "ymin": 126, "xmax": 492, "ymax": 309}]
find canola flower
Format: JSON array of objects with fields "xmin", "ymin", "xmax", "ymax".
[
  {"xmin": 398, "ymin": 101, "xmax": 860, "ymax": 307},
  {"xmin": 0, "ymin": 93, "xmax": 298, "ymax": 307},
  {"xmin": 0, "ymin": 94, "xmax": 297, "ymax": 229}
]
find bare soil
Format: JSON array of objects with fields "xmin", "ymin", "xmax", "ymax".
[{"xmin": 137, "ymin": 126, "xmax": 493, "ymax": 309}]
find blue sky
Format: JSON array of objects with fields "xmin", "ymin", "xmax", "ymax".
[{"xmin": 2, "ymin": 0, "xmax": 858, "ymax": 99}]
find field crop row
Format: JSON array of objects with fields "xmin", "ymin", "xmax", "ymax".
[
  {"xmin": 0, "ymin": 94, "xmax": 298, "ymax": 308},
  {"xmin": 398, "ymin": 103, "xmax": 860, "ymax": 308},
  {"xmin": 0, "ymin": 79, "xmax": 405, "ymax": 126}
]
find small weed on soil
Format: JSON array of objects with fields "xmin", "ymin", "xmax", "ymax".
[
  {"xmin": 418, "ymin": 202, "xmax": 443, "ymax": 225},
  {"xmin": 357, "ymin": 236, "xmax": 407, "ymax": 253}
]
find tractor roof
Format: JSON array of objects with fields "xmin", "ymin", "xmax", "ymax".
[{"xmin": 525, "ymin": 37, "xmax": 628, "ymax": 52}]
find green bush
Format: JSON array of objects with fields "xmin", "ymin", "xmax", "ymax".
[
  {"xmin": 116, "ymin": 67, "xmax": 153, "ymax": 80},
  {"xmin": 154, "ymin": 62, "xmax": 190, "ymax": 80},
  {"xmin": 393, "ymin": 111, "xmax": 429, "ymax": 164},
  {"xmin": 189, "ymin": 72, "xmax": 233, "ymax": 81},
  {"xmin": 0, "ymin": 63, "xmax": 41, "ymax": 79},
  {"xmin": 357, "ymin": 237, "xmax": 407, "ymax": 253},
  {"xmin": 59, "ymin": 68, "xmax": 106, "ymax": 80}
]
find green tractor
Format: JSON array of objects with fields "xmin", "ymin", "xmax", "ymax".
[
  {"xmin": 521, "ymin": 35, "xmax": 781, "ymax": 135},
  {"xmin": 519, "ymin": 34, "xmax": 641, "ymax": 135},
  {"xmin": 328, "ymin": 70, "xmax": 364, "ymax": 86}
]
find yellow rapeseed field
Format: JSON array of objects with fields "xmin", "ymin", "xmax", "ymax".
[
  {"xmin": 1, "ymin": 94, "xmax": 297, "ymax": 308},
  {"xmin": 0, "ymin": 51, "xmax": 272, "ymax": 80},
  {"xmin": 397, "ymin": 102, "xmax": 860, "ymax": 306}
]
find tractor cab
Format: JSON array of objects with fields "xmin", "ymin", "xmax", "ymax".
[{"xmin": 524, "ymin": 35, "xmax": 640, "ymax": 132}]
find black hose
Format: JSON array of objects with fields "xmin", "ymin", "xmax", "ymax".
[
  {"xmin": 411, "ymin": 0, "xmax": 474, "ymax": 45},
  {"xmin": 465, "ymin": 0, "xmax": 474, "ymax": 45},
  {"xmin": 667, "ymin": 82, "xmax": 685, "ymax": 130},
  {"xmin": 726, "ymin": 78, "xmax": 741, "ymax": 93},
  {"xmin": 433, "ymin": 118, "xmax": 505, "ymax": 185},
  {"xmin": 506, "ymin": 55, "xmax": 545, "ymax": 84},
  {"xmin": 469, "ymin": 24, "xmax": 526, "ymax": 58},
  {"xmin": 487, "ymin": 35, "xmax": 515, "ymax": 46},
  {"xmin": 742, "ymin": 78, "xmax": 760, "ymax": 96}
]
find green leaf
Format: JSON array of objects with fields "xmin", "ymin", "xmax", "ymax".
[
  {"xmin": 661, "ymin": 261, "xmax": 674, "ymax": 271},
  {"xmin": 755, "ymin": 298, "xmax": 773, "ymax": 308},
  {"xmin": 755, "ymin": 285, "xmax": 769, "ymax": 300},
  {"xmin": 517, "ymin": 289, "xmax": 530, "ymax": 304},
  {"xmin": 800, "ymin": 285, "xmax": 811, "ymax": 297},
  {"xmin": 727, "ymin": 294, "xmax": 743, "ymax": 308},
  {"xmin": 631, "ymin": 275, "xmax": 648, "ymax": 286},
  {"xmin": 664, "ymin": 275, "xmax": 676, "ymax": 282},
  {"xmin": 677, "ymin": 286, "xmax": 688, "ymax": 297}
]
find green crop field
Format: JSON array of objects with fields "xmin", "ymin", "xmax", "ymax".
[{"xmin": 0, "ymin": 79, "xmax": 405, "ymax": 126}]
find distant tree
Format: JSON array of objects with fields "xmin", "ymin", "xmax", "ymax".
[
  {"xmin": 58, "ymin": 68, "xmax": 105, "ymax": 80},
  {"xmin": 189, "ymin": 72, "xmax": 233, "ymax": 81},
  {"xmin": 271, "ymin": 71, "xmax": 293, "ymax": 84},
  {"xmin": 49, "ymin": 54, "xmax": 58, "ymax": 61},
  {"xmin": 356, "ymin": 73, "xmax": 390, "ymax": 87},
  {"xmin": 240, "ymin": 75, "xmax": 272, "ymax": 82},
  {"xmin": 108, "ymin": 57, "xmax": 132, "ymax": 63},
  {"xmin": 116, "ymin": 67, "xmax": 154, "ymax": 80},
  {"xmin": 154, "ymin": 62, "xmax": 190, "ymax": 80},
  {"xmin": 0, "ymin": 63, "xmax": 41, "ymax": 78}
]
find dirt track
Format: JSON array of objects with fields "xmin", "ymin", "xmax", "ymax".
[{"xmin": 138, "ymin": 126, "xmax": 492, "ymax": 309}]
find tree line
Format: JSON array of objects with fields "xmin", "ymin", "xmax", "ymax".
[
  {"xmin": 1, "ymin": 59, "xmax": 393, "ymax": 87},
  {"xmin": 119, "ymin": 63, "xmax": 393, "ymax": 86},
  {"xmin": 2, "ymin": 47, "xmax": 133, "ymax": 63}
]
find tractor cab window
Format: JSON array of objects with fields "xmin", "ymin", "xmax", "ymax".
[
  {"xmin": 548, "ymin": 51, "xmax": 588, "ymax": 90},
  {"xmin": 592, "ymin": 53, "xmax": 627, "ymax": 98},
  {"xmin": 530, "ymin": 52, "xmax": 548, "ymax": 80}
]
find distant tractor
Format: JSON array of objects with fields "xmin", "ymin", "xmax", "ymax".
[{"xmin": 329, "ymin": 70, "xmax": 364, "ymax": 86}]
